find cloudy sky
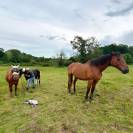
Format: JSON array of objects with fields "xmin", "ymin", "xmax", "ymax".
[{"xmin": 0, "ymin": 0, "xmax": 133, "ymax": 57}]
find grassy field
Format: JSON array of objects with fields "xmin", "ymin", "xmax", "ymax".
[{"xmin": 0, "ymin": 66, "xmax": 133, "ymax": 133}]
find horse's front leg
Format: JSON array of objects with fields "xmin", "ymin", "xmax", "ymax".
[
  {"xmin": 39, "ymin": 78, "xmax": 40, "ymax": 85},
  {"xmin": 85, "ymin": 80, "xmax": 93, "ymax": 100},
  {"xmin": 9, "ymin": 84, "xmax": 13, "ymax": 97},
  {"xmin": 90, "ymin": 80, "xmax": 98, "ymax": 99},
  {"xmin": 15, "ymin": 84, "xmax": 18, "ymax": 96}
]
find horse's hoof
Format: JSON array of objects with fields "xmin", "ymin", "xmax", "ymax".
[{"xmin": 89, "ymin": 96, "xmax": 95, "ymax": 102}]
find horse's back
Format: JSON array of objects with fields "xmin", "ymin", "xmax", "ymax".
[
  {"xmin": 33, "ymin": 69, "xmax": 40, "ymax": 79},
  {"xmin": 68, "ymin": 62, "xmax": 93, "ymax": 80}
]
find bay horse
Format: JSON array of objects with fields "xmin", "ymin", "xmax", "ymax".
[
  {"xmin": 6, "ymin": 66, "xmax": 21, "ymax": 97},
  {"xmin": 67, "ymin": 52, "xmax": 129, "ymax": 101}
]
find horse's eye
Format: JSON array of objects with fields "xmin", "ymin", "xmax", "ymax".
[{"xmin": 117, "ymin": 58, "xmax": 120, "ymax": 61}]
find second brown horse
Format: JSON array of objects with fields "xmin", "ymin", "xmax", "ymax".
[
  {"xmin": 67, "ymin": 52, "xmax": 129, "ymax": 100},
  {"xmin": 6, "ymin": 66, "xmax": 21, "ymax": 97}
]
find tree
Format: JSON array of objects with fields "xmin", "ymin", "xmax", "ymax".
[
  {"xmin": 128, "ymin": 46, "xmax": 133, "ymax": 56},
  {"xmin": 101, "ymin": 44, "xmax": 129, "ymax": 54},
  {"xmin": 57, "ymin": 50, "xmax": 65, "ymax": 66},
  {"xmin": 118, "ymin": 44, "xmax": 128, "ymax": 53},
  {"xmin": 70, "ymin": 36, "xmax": 100, "ymax": 62},
  {"xmin": 5, "ymin": 49, "xmax": 22, "ymax": 63},
  {"xmin": 0, "ymin": 48, "xmax": 7, "ymax": 62},
  {"xmin": 124, "ymin": 53, "xmax": 133, "ymax": 64},
  {"xmin": 0, "ymin": 48, "xmax": 5, "ymax": 59}
]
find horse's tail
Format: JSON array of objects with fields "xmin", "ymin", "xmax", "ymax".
[
  {"xmin": 67, "ymin": 73, "xmax": 73, "ymax": 93},
  {"xmin": 68, "ymin": 73, "xmax": 73, "ymax": 83},
  {"xmin": 67, "ymin": 63, "xmax": 75, "ymax": 74},
  {"xmin": 37, "ymin": 70, "xmax": 40, "ymax": 84},
  {"xmin": 68, "ymin": 63, "xmax": 75, "ymax": 93},
  {"xmin": 67, "ymin": 63, "xmax": 76, "ymax": 83}
]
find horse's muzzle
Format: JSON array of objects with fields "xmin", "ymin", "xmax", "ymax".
[{"xmin": 121, "ymin": 67, "xmax": 129, "ymax": 74}]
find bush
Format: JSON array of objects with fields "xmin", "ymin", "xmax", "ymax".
[{"xmin": 124, "ymin": 53, "xmax": 133, "ymax": 64}]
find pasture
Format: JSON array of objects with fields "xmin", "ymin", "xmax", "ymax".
[{"xmin": 0, "ymin": 66, "xmax": 133, "ymax": 133}]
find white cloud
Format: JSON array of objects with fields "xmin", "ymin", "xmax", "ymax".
[{"xmin": 0, "ymin": 0, "xmax": 133, "ymax": 57}]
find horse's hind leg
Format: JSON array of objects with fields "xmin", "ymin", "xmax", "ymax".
[
  {"xmin": 38, "ymin": 77, "xmax": 40, "ymax": 85},
  {"xmin": 68, "ymin": 74, "xmax": 73, "ymax": 93},
  {"xmin": 73, "ymin": 77, "xmax": 77, "ymax": 94}
]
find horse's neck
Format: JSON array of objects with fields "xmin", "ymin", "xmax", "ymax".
[{"xmin": 97, "ymin": 61, "xmax": 110, "ymax": 72}]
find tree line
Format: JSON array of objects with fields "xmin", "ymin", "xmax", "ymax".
[{"xmin": 0, "ymin": 36, "xmax": 133, "ymax": 66}]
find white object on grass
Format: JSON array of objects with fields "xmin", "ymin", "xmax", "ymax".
[{"xmin": 25, "ymin": 100, "xmax": 38, "ymax": 107}]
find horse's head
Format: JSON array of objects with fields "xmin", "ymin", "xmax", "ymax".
[
  {"xmin": 11, "ymin": 65, "xmax": 20, "ymax": 73},
  {"xmin": 12, "ymin": 72, "xmax": 20, "ymax": 80},
  {"xmin": 110, "ymin": 52, "xmax": 129, "ymax": 74}
]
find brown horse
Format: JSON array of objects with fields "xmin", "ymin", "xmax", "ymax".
[
  {"xmin": 67, "ymin": 52, "xmax": 129, "ymax": 101},
  {"xmin": 6, "ymin": 66, "xmax": 20, "ymax": 97}
]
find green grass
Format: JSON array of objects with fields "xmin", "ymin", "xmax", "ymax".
[{"xmin": 0, "ymin": 66, "xmax": 133, "ymax": 133}]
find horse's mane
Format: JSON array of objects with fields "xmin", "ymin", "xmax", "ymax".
[{"xmin": 89, "ymin": 53, "xmax": 120, "ymax": 66}]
